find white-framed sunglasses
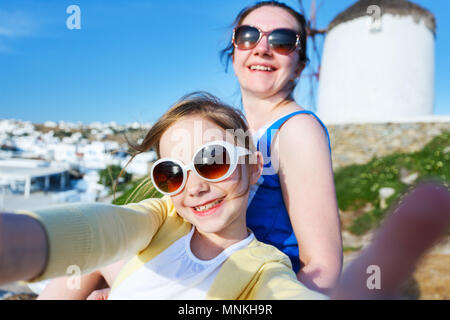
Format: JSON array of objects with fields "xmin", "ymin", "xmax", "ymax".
[{"xmin": 151, "ymin": 140, "xmax": 251, "ymax": 196}]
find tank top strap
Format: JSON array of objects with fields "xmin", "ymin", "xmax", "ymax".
[{"xmin": 257, "ymin": 110, "xmax": 331, "ymax": 162}]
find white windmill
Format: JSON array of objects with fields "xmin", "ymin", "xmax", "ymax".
[{"xmin": 316, "ymin": 0, "xmax": 436, "ymax": 123}]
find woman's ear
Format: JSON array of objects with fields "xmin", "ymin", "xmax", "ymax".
[{"xmin": 249, "ymin": 151, "xmax": 263, "ymax": 185}]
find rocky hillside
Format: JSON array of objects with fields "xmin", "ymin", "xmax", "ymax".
[{"xmin": 328, "ymin": 121, "xmax": 449, "ymax": 170}]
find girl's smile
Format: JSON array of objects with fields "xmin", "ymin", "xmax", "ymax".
[{"xmin": 191, "ymin": 198, "xmax": 225, "ymax": 217}]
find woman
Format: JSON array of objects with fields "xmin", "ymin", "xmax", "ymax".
[{"xmin": 221, "ymin": 1, "xmax": 342, "ymax": 292}]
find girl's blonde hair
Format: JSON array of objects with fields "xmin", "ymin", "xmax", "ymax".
[
  {"xmin": 118, "ymin": 92, "xmax": 257, "ymax": 204},
  {"xmin": 129, "ymin": 92, "xmax": 253, "ymax": 157}
]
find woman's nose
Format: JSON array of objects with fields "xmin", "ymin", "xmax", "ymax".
[
  {"xmin": 254, "ymin": 34, "xmax": 272, "ymax": 55},
  {"xmin": 185, "ymin": 171, "xmax": 210, "ymax": 197}
]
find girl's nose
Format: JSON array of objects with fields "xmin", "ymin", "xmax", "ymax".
[{"xmin": 185, "ymin": 171, "xmax": 210, "ymax": 197}]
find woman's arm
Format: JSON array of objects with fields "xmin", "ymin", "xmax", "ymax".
[
  {"xmin": 276, "ymin": 114, "xmax": 343, "ymax": 294},
  {"xmin": 37, "ymin": 271, "xmax": 107, "ymax": 300},
  {"xmin": 37, "ymin": 259, "xmax": 125, "ymax": 300}
]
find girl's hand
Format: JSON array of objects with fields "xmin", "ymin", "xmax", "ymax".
[
  {"xmin": 331, "ymin": 181, "xmax": 450, "ymax": 299},
  {"xmin": 86, "ymin": 288, "xmax": 111, "ymax": 300}
]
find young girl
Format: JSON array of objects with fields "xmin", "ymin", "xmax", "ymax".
[{"xmin": 4, "ymin": 92, "xmax": 326, "ymax": 300}]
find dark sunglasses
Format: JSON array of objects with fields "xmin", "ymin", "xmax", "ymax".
[
  {"xmin": 151, "ymin": 141, "xmax": 250, "ymax": 196},
  {"xmin": 232, "ymin": 25, "xmax": 301, "ymax": 55}
]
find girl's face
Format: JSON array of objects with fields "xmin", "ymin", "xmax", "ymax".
[
  {"xmin": 232, "ymin": 6, "xmax": 302, "ymax": 99},
  {"xmin": 158, "ymin": 115, "xmax": 261, "ymax": 236}
]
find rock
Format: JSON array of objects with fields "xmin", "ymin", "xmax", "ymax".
[
  {"xmin": 379, "ymin": 187, "xmax": 395, "ymax": 199},
  {"xmin": 379, "ymin": 187, "xmax": 395, "ymax": 209},
  {"xmin": 400, "ymin": 172, "xmax": 419, "ymax": 185}
]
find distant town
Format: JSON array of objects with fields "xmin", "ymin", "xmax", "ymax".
[{"xmin": 0, "ymin": 119, "xmax": 157, "ymax": 210}]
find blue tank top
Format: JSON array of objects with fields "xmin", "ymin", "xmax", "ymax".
[{"xmin": 246, "ymin": 110, "xmax": 331, "ymax": 272}]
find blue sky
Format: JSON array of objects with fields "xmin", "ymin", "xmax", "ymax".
[{"xmin": 0, "ymin": 0, "xmax": 449, "ymax": 124}]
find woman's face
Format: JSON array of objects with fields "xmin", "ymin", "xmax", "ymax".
[
  {"xmin": 158, "ymin": 115, "xmax": 260, "ymax": 236},
  {"xmin": 232, "ymin": 6, "xmax": 302, "ymax": 99}
]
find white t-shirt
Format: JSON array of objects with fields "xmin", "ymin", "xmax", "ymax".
[{"xmin": 108, "ymin": 227, "xmax": 255, "ymax": 300}]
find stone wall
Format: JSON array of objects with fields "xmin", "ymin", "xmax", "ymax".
[{"xmin": 326, "ymin": 121, "xmax": 450, "ymax": 170}]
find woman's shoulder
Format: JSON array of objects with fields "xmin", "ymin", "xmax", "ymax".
[
  {"xmin": 273, "ymin": 108, "xmax": 329, "ymax": 151},
  {"xmin": 279, "ymin": 108, "xmax": 327, "ymax": 136}
]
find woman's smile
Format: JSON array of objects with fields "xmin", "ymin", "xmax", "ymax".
[{"xmin": 247, "ymin": 63, "xmax": 277, "ymax": 72}]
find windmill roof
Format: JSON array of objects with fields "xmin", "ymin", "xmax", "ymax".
[{"xmin": 328, "ymin": 0, "xmax": 436, "ymax": 34}]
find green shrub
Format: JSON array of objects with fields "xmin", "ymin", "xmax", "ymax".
[
  {"xmin": 112, "ymin": 177, "xmax": 162, "ymax": 205},
  {"xmin": 335, "ymin": 131, "xmax": 449, "ymax": 235},
  {"xmin": 99, "ymin": 165, "xmax": 132, "ymax": 193}
]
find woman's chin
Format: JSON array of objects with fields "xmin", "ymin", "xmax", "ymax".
[{"xmin": 242, "ymin": 83, "xmax": 280, "ymax": 98}]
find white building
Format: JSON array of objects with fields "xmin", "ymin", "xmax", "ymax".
[
  {"xmin": 317, "ymin": 0, "xmax": 436, "ymax": 123},
  {"xmin": 121, "ymin": 151, "xmax": 157, "ymax": 177},
  {"xmin": 48, "ymin": 143, "xmax": 78, "ymax": 162},
  {"xmin": 0, "ymin": 159, "xmax": 69, "ymax": 198}
]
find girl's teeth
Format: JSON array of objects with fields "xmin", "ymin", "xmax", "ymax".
[{"xmin": 194, "ymin": 199, "xmax": 222, "ymax": 212}]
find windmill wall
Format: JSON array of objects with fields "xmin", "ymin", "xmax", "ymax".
[{"xmin": 317, "ymin": 13, "xmax": 435, "ymax": 123}]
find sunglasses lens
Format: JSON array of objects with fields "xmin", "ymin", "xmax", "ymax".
[
  {"xmin": 269, "ymin": 29, "xmax": 298, "ymax": 54},
  {"xmin": 234, "ymin": 26, "xmax": 260, "ymax": 50},
  {"xmin": 152, "ymin": 161, "xmax": 183, "ymax": 193},
  {"xmin": 194, "ymin": 145, "xmax": 231, "ymax": 180}
]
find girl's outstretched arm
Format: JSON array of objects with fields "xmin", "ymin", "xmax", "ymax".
[
  {"xmin": 0, "ymin": 213, "xmax": 48, "ymax": 284},
  {"xmin": 0, "ymin": 198, "xmax": 168, "ymax": 285},
  {"xmin": 331, "ymin": 182, "xmax": 450, "ymax": 299}
]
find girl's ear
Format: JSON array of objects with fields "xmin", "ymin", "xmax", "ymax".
[{"xmin": 249, "ymin": 151, "xmax": 263, "ymax": 185}]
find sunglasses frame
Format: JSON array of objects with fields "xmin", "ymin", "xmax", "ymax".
[
  {"xmin": 232, "ymin": 25, "xmax": 301, "ymax": 55},
  {"xmin": 151, "ymin": 140, "xmax": 250, "ymax": 196}
]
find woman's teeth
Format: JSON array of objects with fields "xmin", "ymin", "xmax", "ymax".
[
  {"xmin": 250, "ymin": 65, "xmax": 273, "ymax": 71},
  {"xmin": 194, "ymin": 199, "xmax": 222, "ymax": 212}
]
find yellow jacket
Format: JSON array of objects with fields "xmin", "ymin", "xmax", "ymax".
[{"xmin": 18, "ymin": 197, "xmax": 326, "ymax": 300}]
